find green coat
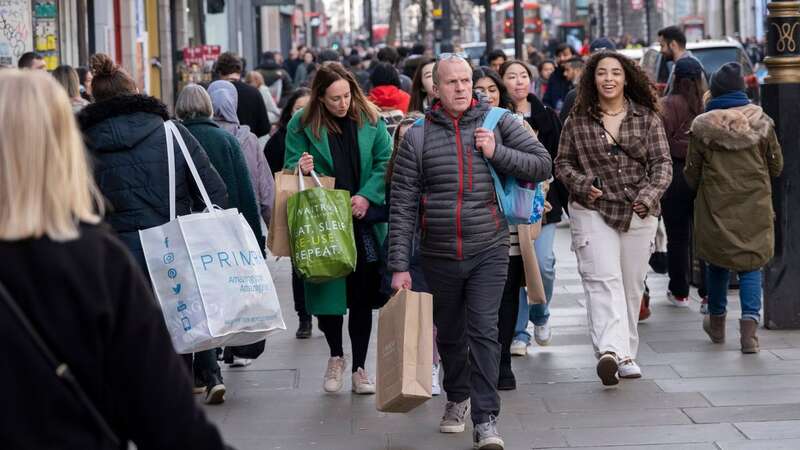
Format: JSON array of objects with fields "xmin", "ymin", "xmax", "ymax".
[
  {"xmin": 284, "ymin": 110, "xmax": 392, "ymax": 312},
  {"xmin": 182, "ymin": 118, "xmax": 264, "ymax": 249},
  {"xmin": 685, "ymin": 104, "xmax": 783, "ymax": 272}
]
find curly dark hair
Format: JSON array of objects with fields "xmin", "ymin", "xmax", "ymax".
[
  {"xmin": 572, "ymin": 51, "xmax": 659, "ymax": 119},
  {"xmin": 472, "ymin": 66, "xmax": 513, "ymax": 110}
]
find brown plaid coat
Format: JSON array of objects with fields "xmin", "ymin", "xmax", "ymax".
[{"xmin": 555, "ymin": 101, "xmax": 672, "ymax": 232}]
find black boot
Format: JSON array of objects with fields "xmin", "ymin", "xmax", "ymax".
[{"xmin": 296, "ymin": 320, "xmax": 312, "ymax": 339}]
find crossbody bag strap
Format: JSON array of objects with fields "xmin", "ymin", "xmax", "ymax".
[
  {"xmin": 595, "ymin": 118, "xmax": 647, "ymax": 167},
  {"xmin": 0, "ymin": 280, "xmax": 120, "ymax": 446}
]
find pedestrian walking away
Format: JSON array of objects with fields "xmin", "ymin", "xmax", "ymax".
[
  {"xmin": 263, "ymin": 87, "xmax": 314, "ymax": 338},
  {"xmin": 659, "ymin": 57, "xmax": 707, "ymax": 311},
  {"xmin": 177, "ymin": 83, "xmax": 268, "ymax": 401},
  {"xmin": 686, "ymin": 62, "xmax": 783, "ymax": 354},
  {"xmin": 214, "ymin": 52, "xmax": 271, "ymax": 138},
  {"xmin": 285, "ymin": 62, "xmax": 392, "ymax": 396},
  {"xmin": 555, "ymin": 51, "xmax": 672, "ymax": 386},
  {"xmin": 388, "ymin": 54, "xmax": 551, "ymax": 450},
  {"xmin": 0, "ymin": 69, "xmax": 229, "ymax": 450}
]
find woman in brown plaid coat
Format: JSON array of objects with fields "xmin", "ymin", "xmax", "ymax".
[{"xmin": 555, "ymin": 51, "xmax": 672, "ymax": 387}]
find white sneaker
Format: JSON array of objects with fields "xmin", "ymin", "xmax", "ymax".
[
  {"xmin": 323, "ymin": 356, "xmax": 346, "ymax": 393},
  {"xmin": 351, "ymin": 367, "xmax": 376, "ymax": 395},
  {"xmin": 534, "ymin": 323, "xmax": 552, "ymax": 346},
  {"xmin": 618, "ymin": 359, "xmax": 642, "ymax": 379},
  {"xmin": 667, "ymin": 291, "xmax": 690, "ymax": 308},
  {"xmin": 228, "ymin": 357, "xmax": 252, "ymax": 368},
  {"xmin": 596, "ymin": 353, "xmax": 619, "ymax": 387},
  {"xmin": 510, "ymin": 340, "xmax": 528, "ymax": 356},
  {"xmin": 432, "ymin": 363, "xmax": 442, "ymax": 396}
]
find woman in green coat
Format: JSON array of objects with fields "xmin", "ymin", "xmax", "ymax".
[
  {"xmin": 285, "ymin": 62, "xmax": 392, "ymax": 395},
  {"xmin": 685, "ymin": 63, "xmax": 783, "ymax": 354}
]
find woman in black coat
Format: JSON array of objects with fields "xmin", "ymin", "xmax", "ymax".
[{"xmin": 78, "ymin": 54, "xmax": 228, "ymax": 270}]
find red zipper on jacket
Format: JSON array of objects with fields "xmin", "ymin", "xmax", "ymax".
[{"xmin": 453, "ymin": 117, "xmax": 464, "ymax": 259}]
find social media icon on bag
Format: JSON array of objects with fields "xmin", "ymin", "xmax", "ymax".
[
  {"xmin": 167, "ymin": 268, "xmax": 177, "ymax": 279},
  {"xmin": 172, "ymin": 284, "xmax": 182, "ymax": 295},
  {"xmin": 163, "ymin": 252, "xmax": 175, "ymax": 264}
]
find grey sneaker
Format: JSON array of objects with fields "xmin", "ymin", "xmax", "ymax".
[
  {"xmin": 439, "ymin": 398, "xmax": 471, "ymax": 433},
  {"xmin": 473, "ymin": 416, "xmax": 504, "ymax": 450}
]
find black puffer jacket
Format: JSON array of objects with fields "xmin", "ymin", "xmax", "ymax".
[
  {"xmin": 78, "ymin": 95, "xmax": 228, "ymax": 269},
  {"xmin": 524, "ymin": 93, "xmax": 569, "ymax": 224},
  {"xmin": 388, "ymin": 97, "xmax": 552, "ymax": 272}
]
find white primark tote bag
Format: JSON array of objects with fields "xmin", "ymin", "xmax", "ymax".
[{"xmin": 139, "ymin": 121, "xmax": 285, "ymax": 354}]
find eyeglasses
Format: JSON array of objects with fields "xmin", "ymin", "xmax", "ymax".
[{"xmin": 437, "ymin": 52, "xmax": 468, "ymax": 61}]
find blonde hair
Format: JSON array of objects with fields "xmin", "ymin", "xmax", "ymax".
[
  {"xmin": 176, "ymin": 84, "xmax": 213, "ymax": 120},
  {"xmin": 52, "ymin": 65, "xmax": 81, "ymax": 98},
  {"xmin": 245, "ymin": 70, "xmax": 265, "ymax": 88},
  {"xmin": 0, "ymin": 70, "xmax": 103, "ymax": 241}
]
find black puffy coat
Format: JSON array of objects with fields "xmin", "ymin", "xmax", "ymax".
[
  {"xmin": 388, "ymin": 97, "xmax": 552, "ymax": 272},
  {"xmin": 78, "ymin": 95, "xmax": 228, "ymax": 269}
]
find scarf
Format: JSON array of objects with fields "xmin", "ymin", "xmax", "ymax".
[
  {"xmin": 705, "ymin": 91, "xmax": 750, "ymax": 112},
  {"xmin": 208, "ymin": 80, "xmax": 239, "ymax": 124}
]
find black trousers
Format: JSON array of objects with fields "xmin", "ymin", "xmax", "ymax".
[
  {"xmin": 292, "ymin": 269, "xmax": 310, "ymax": 322},
  {"xmin": 661, "ymin": 159, "xmax": 694, "ymax": 298},
  {"xmin": 498, "ymin": 255, "xmax": 524, "ymax": 370},
  {"xmin": 422, "ymin": 245, "xmax": 509, "ymax": 425}
]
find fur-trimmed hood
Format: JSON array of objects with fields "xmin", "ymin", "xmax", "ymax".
[
  {"xmin": 690, "ymin": 104, "xmax": 774, "ymax": 151},
  {"xmin": 77, "ymin": 94, "xmax": 170, "ymax": 153}
]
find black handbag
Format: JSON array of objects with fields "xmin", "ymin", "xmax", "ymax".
[{"xmin": 0, "ymin": 280, "xmax": 120, "ymax": 447}]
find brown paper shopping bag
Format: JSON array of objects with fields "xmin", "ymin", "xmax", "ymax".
[
  {"xmin": 267, "ymin": 169, "xmax": 335, "ymax": 257},
  {"xmin": 518, "ymin": 222, "xmax": 547, "ymax": 305},
  {"xmin": 376, "ymin": 289, "xmax": 433, "ymax": 413}
]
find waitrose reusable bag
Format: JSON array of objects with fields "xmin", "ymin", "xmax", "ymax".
[
  {"xmin": 139, "ymin": 121, "xmax": 285, "ymax": 354},
  {"xmin": 376, "ymin": 289, "xmax": 433, "ymax": 413},
  {"xmin": 287, "ymin": 171, "xmax": 357, "ymax": 283}
]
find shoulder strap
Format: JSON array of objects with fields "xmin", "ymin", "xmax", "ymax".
[
  {"xmin": 482, "ymin": 107, "xmax": 509, "ymax": 131},
  {"xmin": 0, "ymin": 280, "xmax": 120, "ymax": 446},
  {"xmin": 594, "ymin": 118, "xmax": 647, "ymax": 167}
]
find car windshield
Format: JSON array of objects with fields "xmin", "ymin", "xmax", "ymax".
[{"xmin": 691, "ymin": 48, "xmax": 742, "ymax": 74}]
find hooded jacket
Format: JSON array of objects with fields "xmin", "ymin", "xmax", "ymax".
[
  {"xmin": 209, "ymin": 81, "xmax": 275, "ymax": 225},
  {"xmin": 388, "ymin": 97, "xmax": 552, "ymax": 272},
  {"xmin": 368, "ymin": 85, "xmax": 411, "ymax": 114},
  {"xmin": 685, "ymin": 103, "xmax": 783, "ymax": 271},
  {"xmin": 78, "ymin": 95, "xmax": 228, "ymax": 269}
]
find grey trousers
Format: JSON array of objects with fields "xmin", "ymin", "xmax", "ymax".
[{"xmin": 422, "ymin": 245, "xmax": 509, "ymax": 425}]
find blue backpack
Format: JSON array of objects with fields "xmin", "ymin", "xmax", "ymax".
[
  {"xmin": 413, "ymin": 107, "xmax": 546, "ymax": 225},
  {"xmin": 480, "ymin": 107, "xmax": 546, "ymax": 225}
]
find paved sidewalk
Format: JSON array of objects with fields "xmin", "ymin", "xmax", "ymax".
[{"xmin": 203, "ymin": 227, "xmax": 800, "ymax": 450}]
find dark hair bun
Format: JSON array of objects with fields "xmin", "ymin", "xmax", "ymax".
[{"xmin": 90, "ymin": 53, "xmax": 116, "ymax": 77}]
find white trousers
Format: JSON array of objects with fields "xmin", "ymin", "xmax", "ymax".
[{"xmin": 569, "ymin": 202, "xmax": 657, "ymax": 361}]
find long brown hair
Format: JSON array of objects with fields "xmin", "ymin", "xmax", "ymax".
[
  {"xmin": 572, "ymin": 51, "xmax": 658, "ymax": 119},
  {"xmin": 408, "ymin": 57, "xmax": 435, "ymax": 113},
  {"xmin": 302, "ymin": 62, "xmax": 379, "ymax": 140},
  {"xmin": 671, "ymin": 76, "xmax": 706, "ymax": 118}
]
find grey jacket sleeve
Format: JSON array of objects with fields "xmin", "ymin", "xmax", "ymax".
[
  {"xmin": 489, "ymin": 113, "xmax": 552, "ymax": 183},
  {"xmin": 387, "ymin": 126, "xmax": 423, "ymax": 273}
]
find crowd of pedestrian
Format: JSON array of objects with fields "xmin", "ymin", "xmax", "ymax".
[{"xmin": 0, "ymin": 24, "xmax": 784, "ymax": 449}]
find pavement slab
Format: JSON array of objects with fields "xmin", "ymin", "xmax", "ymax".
[{"xmin": 201, "ymin": 228, "xmax": 800, "ymax": 449}]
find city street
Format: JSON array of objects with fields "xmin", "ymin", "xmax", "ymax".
[{"xmin": 203, "ymin": 226, "xmax": 800, "ymax": 450}]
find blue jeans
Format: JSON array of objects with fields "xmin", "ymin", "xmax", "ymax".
[
  {"xmin": 706, "ymin": 264, "xmax": 762, "ymax": 322},
  {"xmin": 514, "ymin": 223, "xmax": 557, "ymax": 343}
]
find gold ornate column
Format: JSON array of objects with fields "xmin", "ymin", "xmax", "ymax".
[
  {"xmin": 764, "ymin": 1, "xmax": 800, "ymax": 328},
  {"xmin": 765, "ymin": 0, "xmax": 800, "ymax": 83}
]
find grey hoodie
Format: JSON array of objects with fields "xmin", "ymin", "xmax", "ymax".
[{"xmin": 209, "ymin": 81, "xmax": 275, "ymax": 224}]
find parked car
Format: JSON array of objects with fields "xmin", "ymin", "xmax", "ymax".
[
  {"xmin": 640, "ymin": 38, "xmax": 760, "ymax": 103},
  {"xmin": 462, "ymin": 42, "xmax": 487, "ymax": 67}
]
